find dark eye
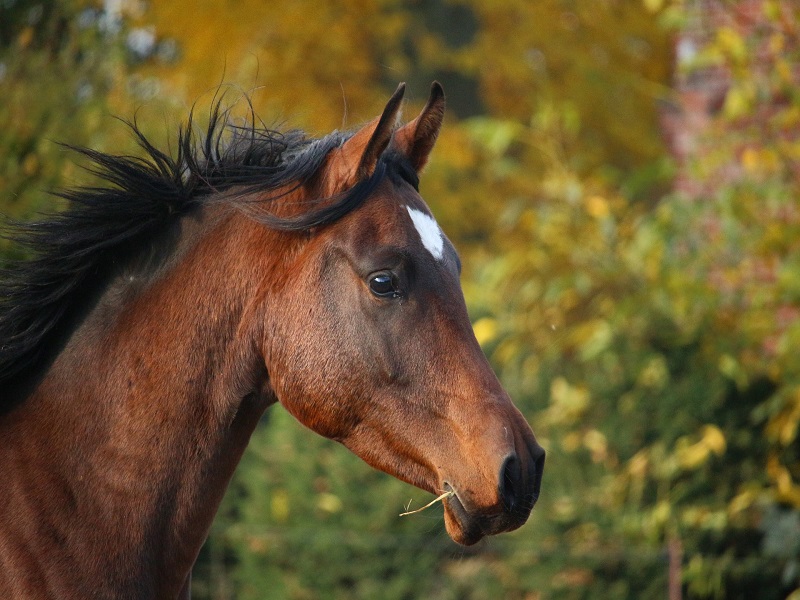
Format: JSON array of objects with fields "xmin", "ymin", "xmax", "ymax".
[{"xmin": 368, "ymin": 272, "xmax": 400, "ymax": 298}]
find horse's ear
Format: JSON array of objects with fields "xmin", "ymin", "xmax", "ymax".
[
  {"xmin": 393, "ymin": 81, "xmax": 445, "ymax": 172},
  {"xmin": 334, "ymin": 82, "xmax": 406, "ymax": 184}
]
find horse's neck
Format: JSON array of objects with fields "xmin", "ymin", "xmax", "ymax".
[{"xmin": 0, "ymin": 209, "xmax": 277, "ymax": 598}]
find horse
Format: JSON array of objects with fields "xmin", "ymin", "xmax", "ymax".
[{"xmin": 0, "ymin": 82, "xmax": 544, "ymax": 599}]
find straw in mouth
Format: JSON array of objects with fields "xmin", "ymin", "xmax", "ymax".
[{"xmin": 399, "ymin": 490, "xmax": 455, "ymax": 517}]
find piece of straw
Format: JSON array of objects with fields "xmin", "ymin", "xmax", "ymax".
[{"xmin": 399, "ymin": 491, "xmax": 455, "ymax": 517}]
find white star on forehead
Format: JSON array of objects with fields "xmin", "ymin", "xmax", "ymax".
[{"xmin": 405, "ymin": 205, "xmax": 444, "ymax": 261}]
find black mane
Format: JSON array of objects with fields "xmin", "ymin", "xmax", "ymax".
[{"xmin": 0, "ymin": 102, "xmax": 396, "ymax": 389}]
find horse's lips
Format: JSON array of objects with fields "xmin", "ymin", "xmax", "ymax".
[{"xmin": 441, "ymin": 484, "xmax": 487, "ymax": 546}]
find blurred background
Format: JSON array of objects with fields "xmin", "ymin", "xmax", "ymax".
[{"xmin": 2, "ymin": 0, "xmax": 799, "ymax": 598}]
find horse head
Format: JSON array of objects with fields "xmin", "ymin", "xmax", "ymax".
[{"xmin": 263, "ymin": 83, "xmax": 544, "ymax": 545}]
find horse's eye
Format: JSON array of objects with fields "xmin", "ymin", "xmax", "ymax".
[{"xmin": 368, "ymin": 272, "xmax": 399, "ymax": 298}]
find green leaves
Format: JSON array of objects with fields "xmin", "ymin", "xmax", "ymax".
[{"xmin": 4, "ymin": 0, "xmax": 800, "ymax": 597}]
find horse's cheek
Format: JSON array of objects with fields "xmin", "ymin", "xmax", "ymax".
[{"xmin": 268, "ymin": 339, "xmax": 362, "ymax": 440}]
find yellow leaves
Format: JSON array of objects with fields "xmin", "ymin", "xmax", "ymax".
[
  {"xmin": 765, "ymin": 387, "xmax": 800, "ymax": 447},
  {"xmin": 552, "ymin": 495, "xmax": 577, "ymax": 522},
  {"xmin": 140, "ymin": 0, "xmax": 412, "ymax": 130},
  {"xmin": 21, "ymin": 154, "xmax": 39, "ymax": 177},
  {"xmin": 464, "ymin": 118, "xmax": 524, "ymax": 156},
  {"xmin": 561, "ymin": 429, "xmax": 608, "ymax": 463},
  {"xmin": 718, "ymin": 353, "xmax": 747, "ymax": 389},
  {"xmin": 701, "ymin": 425, "xmax": 727, "ymax": 455},
  {"xmin": 270, "ymin": 489, "xmax": 290, "ymax": 523},
  {"xmin": 675, "ymin": 442, "xmax": 708, "ymax": 471},
  {"xmin": 767, "ymin": 456, "xmax": 800, "ymax": 507},
  {"xmin": 547, "ymin": 377, "xmax": 591, "ymax": 425},
  {"xmin": 627, "ymin": 450, "xmax": 649, "ymax": 480},
  {"xmin": 740, "ymin": 146, "xmax": 781, "ymax": 177},
  {"xmin": 642, "ymin": 0, "xmax": 664, "ymax": 14},
  {"xmin": 17, "ymin": 27, "xmax": 34, "ymax": 49},
  {"xmin": 768, "ymin": 32, "xmax": 785, "ymax": 55},
  {"xmin": 467, "ymin": 0, "xmax": 672, "ymax": 168},
  {"xmin": 650, "ymin": 500, "xmax": 672, "ymax": 529},
  {"xmin": 547, "ymin": 377, "xmax": 609, "ymax": 463},
  {"xmin": 637, "ymin": 355, "xmax": 669, "ymax": 390},
  {"xmin": 569, "ymin": 319, "xmax": 613, "ymax": 361},
  {"xmin": 763, "ymin": 0, "xmax": 784, "ymax": 20},
  {"xmin": 433, "ymin": 127, "xmax": 478, "ymax": 171},
  {"xmin": 625, "ymin": 221, "xmax": 665, "ymax": 282},
  {"xmin": 728, "ymin": 488, "xmax": 758, "ymax": 517},
  {"xmin": 739, "ymin": 147, "xmax": 760, "ymax": 172},
  {"xmin": 675, "ymin": 425, "xmax": 727, "ymax": 470},
  {"xmin": 493, "ymin": 338, "xmax": 522, "ymax": 367},
  {"xmin": 680, "ymin": 506, "xmax": 727, "ymax": 531},
  {"xmin": 543, "ymin": 172, "xmax": 584, "ymax": 205},
  {"xmin": 627, "ymin": 425, "xmax": 727, "ymax": 483},
  {"xmin": 585, "ymin": 195, "xmax": 610, "ymax": 219},
  {"xmin": 723, "ymin": 84, "xmax": 753, "ymax": 119},
  {"xmin": 715, "ymin": 26, "xmax": 747, "ymax": 62},
  {"xmin": 561, "ymin": 432, "xmax": 582, "ymax": 452},
  {"xmin": 316, "ymin": 492, "xmax": 343, "ymax": 514},
  {"xmin": 769, "ymin": 404, "xmax": 800, "ymax": 447},
  {"xmin": 776, "ymin": 57, "xmax": 794, "ymax": 86},
  {"xmin": 472, "ymin": 316, "xmax": 498, "ymax": 347},
  {"xmin": 583, "ymin": 429, "xmax": 608, "ymax": 463}
]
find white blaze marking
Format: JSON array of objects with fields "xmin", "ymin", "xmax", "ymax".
[{"xmin": 405, "ymin": 206, "xmax": 444, "ymax": 261}]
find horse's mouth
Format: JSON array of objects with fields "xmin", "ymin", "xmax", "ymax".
[
  {"xmin": 444, "ymin": 500, "xmax": 535, "ymax": 545},
  {"xmin": 442, "ymin": 451, "xmax": 544, "ymax": 546},
  {"xmin": 441, "ymin": 486, "xmax": 522, "ymax": 546},
  {"xmin": 442, "ymin": 485, "xmax": 487, "ymax": 545}
]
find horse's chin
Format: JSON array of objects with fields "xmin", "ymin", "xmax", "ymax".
[
  {"xmin": 443, "ymin": 502, "xmax": 485, "ymax": 546},
  {"xmin": 442, "ymin": 492, "xmax": 492, "ymax": 546}
]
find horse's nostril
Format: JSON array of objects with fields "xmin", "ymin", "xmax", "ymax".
[{"xmin": 499, "ymin": 454, "xmax": 520, "ymax": 512}]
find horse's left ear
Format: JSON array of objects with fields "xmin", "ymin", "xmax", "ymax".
[
  {"xmin": 331, "ymin": 83, "xmax": 406, "ymax": 187},
  {"xmin": 393, "ymin": 82, "xmax": 445, "ymax": 172}
]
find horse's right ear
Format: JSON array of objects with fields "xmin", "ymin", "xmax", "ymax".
[
  {"xmin": 327, "ymin": 83, "xmax": 406, "ymax": 188},
  {"xmin": 393, "ymin": 82, "xmax": 445, "ymax": 172}
]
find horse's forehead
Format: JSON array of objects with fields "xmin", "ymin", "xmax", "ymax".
[
  {"xmin": 356, "ymin": 184, "xmax": 445, "ymax": 261},
  {"xmin": 403, "ymin": 205, "xmax": 444, "ymax": 261}
]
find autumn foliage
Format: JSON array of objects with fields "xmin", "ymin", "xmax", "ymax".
[{"xmin": 2, "ymin": 0, "xmax": 799, "ymax": 598}]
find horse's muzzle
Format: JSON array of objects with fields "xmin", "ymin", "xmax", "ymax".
[{"xmin": 443, "ymin": 441, "xmax": 545, "ymax": 545}]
